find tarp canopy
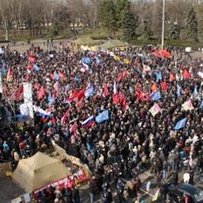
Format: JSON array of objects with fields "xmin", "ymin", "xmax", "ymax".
[
  {"xmin": 99, "ymin": 39, "xmax": 127, "ymax": 50},
  {"xmin": 151, "ymin": 49, "xmax": 172, "ymax": 58},
  {"xmin": 12, "ymin": 152, "xmax": 71, "ymax": 192}
]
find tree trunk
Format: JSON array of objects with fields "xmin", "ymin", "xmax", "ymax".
[
  {"xmin": 4, "ymin": 21, "xmax": 9, "ymax": 41},
  {"xmin": 93, "ymin": 4, "xmax": 97, "ymax": 29},
  {"xmin": 5, "ymin": 28, "xmax": 8, "ymax": 41}
]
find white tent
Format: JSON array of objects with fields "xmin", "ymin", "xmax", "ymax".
[{"xmin": 12, "ymin": 152, "xmax": 70, "ymax": 192}]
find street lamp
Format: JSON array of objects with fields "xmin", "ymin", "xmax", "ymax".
[{"xmin": 161, "ymin": 0, "xmax": 166, "ymax": 49}]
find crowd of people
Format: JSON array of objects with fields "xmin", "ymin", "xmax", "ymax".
[{"xmin": 0, "ymin": 41, "xmax": 203, "ymax": 203}]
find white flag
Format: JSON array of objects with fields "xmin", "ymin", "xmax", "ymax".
[
  {"xmin": 149, "ymin": 103, "xmax": 161, "ymax": 117},
  {"xmin": 182, "ymin": 99, "xmax": 194, "ymax": 111},
  {"xmin": 19, "ymin": 103, "xmax": 29, "ymax": 116},
  {"xmin": 152, "ymin": 188, "xmax": 160, "ymax": 201},
  {"xmin": 23, "ymin": 83, "xmax": 34, "ymax": 119},
  {"xmin": 33, "ymin": 105, "xmax": 51, "ymax": 116}
]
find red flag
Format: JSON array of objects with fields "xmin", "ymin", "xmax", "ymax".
[
  {"xmin": 169, "ymin": 72, "xmax": 175, "ymax": 81},
  {"xmin": 51, "ymin": 117, "xmax": 56, "ymax": 124},
  {"xmin": 77, "ymin": 88, "xmax": 85, "ymax": 101},
  {"xmin": 68, "ymin": 90, "xmax": 79, "ymax": 102},
  {"xmin": 27, "ymin": 64, "xmax": 33, "ymax": 72},
  {"xmin": 28, "ymin": 56, "xmax": 36, "ymax": 63},
  {"xmin": 102, "ymin": 83, "xmax": 109, "ymax": 97},
  {"xmin": 76, "ymin": 97, "xmax": 84, "ymax": 109},
  {"xmin": 117, "ymin": 72, "xmax": 123, "ymax": 82},
  {"xmin": 59, "ymin": 72, "xmax": 65, "ymax": 81},
  {"xmin": 112, "ymin": 93, "xmax": 120, "ymax": 105},
  {"xmin": 122, "ymin": 70, "xmax": 128, "ymax": 79},
  {"xmin": 135, "ymin": 87, "xmax": 150, "ymax": 101},
  {"xmin": 116, "ymin": 70, "xmax": 129, "ymax": 82},
  {"xmin": 69, "ymin": 121, "xmax": 78, "ymax": 135},
  {"xmin": 68, "ymin": 88, "xmax": 85, "ymax": 103},
  {"xmin": 161, "ymin": 80, "xmax": 168, "ymax": 92},
  {"xmin": 53, "ymin": 81, "xmax": 60, "ymax": 96},
  {"xmin": 61, "ymin": 109, "xmax": 70, "ymax": 124},
  {"xmin": 135, "ymin": 88, "xmax": 142, "ymax": 100},
  {"xmin": 119, "ymin": 92, "xmax": 127, "ymax": 111},
  {"xmin": 50, "ymin": 73, "xmax": 54, "ymax": 81},
  {"xmin": 182, "ymin": 69, "xmax": 191, "ymax": 79},
  {"xmin": 151, "ymin": 49, "xmax": 172, "ymax": 58},
  {"xmin": 6, "ymin": 68, "xmax": 13, "ymax": 82},
  {"xmin": 11, "ymin": 86, "xmax": 23, "ymax": 101},
  {"xmin": 34, "ymin": 83, "xmax": 40, "ymax": 90},
  {"xmin": 141, "ymin": 92, "xmax": 150, "ymax": 101},
  {"xmin": 113, "ymin": 91, "xmax": 127, "ymax": 110}
]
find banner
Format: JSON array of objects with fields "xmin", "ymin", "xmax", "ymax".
[
  {"xmin": 33, "ymin": 169, "xmax": 89, "ymax": 195},
  {"xmin": 23, "ymin": 83, "xmax": 34, "ymax": 119}
]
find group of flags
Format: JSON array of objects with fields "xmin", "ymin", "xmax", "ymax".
[
  {"xmin": 61, "ymin": 109, "xmax": 110, "ymax": 135},
  {"xmin": 2, "ymin": 49, "xmax": 202, "ymax": 135}
]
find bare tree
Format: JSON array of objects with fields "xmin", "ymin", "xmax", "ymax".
[
  {"xmin": 22, "ymin": 0, "xmax": 48, "ymax": 37},
  {"xmin": 0, "ymin": 0, "xmax": 15, "ymax": 40}
]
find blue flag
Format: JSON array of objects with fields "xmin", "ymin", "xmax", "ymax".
[
  {"xmin": 65, "ymin": 84, "xmax": 70, "ymax": 92},
  {"xmin": 96, "ymin": 110, "xmax": 109, "ymax": 123},
  {"xmin": 54, "ymin": 71, "xmax": 59, "ymax": 81},
  {"xmin": 95, "ymin": 57, "xmax": 101, "ymax": 65},
  {"xmin": 85, "ymin": 84, "xmax": 94, "ymax": 98},
  {"xmin": 15, "ymin": 114, "xmax": 29, "ymax": 122},
  {"xmin": 47, "ymin": 91, "xmax": 55, "ymax": 105},
  {"xmin": 174, "ymin": 118, "xmax": 187, "ymax": 130},
  {"xmin": 155, "ymin": 71, "xmax": 162, "ymax": 82},
  {"xmin": 34, "ymin": 64, "xmax": 40, "ymax": 71},
  {"xmin": 150, "ymin": 91, "xmax": 161, "ymax": 101},
  {"xmin": 200, "ymin": 100, "xmax": 203, "ymax": 109},
  {"xmin": 193, "ymin": 85, "xmax": 198, "ymax": 97},
  {"xmin": 81, "ymin": 57, "xmax": 91, "ymax": 65},
  {"xmin": 176, "ymin": 84, "xmax": 181, "ymax": 97}
]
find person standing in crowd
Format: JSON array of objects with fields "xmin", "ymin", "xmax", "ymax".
[
  {"xmin": 0, "ymin": 43, "xmax": 203, "ymax": 202},
  {"xmin": 172, "ymin": 170, "xmax": 179, "ymax": 185}
]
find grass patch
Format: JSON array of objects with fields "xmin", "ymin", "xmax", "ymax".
[
  {"xmin": 165, "ymin": 39, "xmax": 202, "ymax": 50},
  {"xmin": 81, "ymin": 28, "xmax": 123, "ymax": 40}
]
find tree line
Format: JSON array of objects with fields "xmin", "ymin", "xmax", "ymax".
[{"xmin": 0, "ymin": 0, "xmax": 202, "ymax": 43}]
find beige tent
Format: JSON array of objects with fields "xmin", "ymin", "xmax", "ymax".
[{"xmin": 12, "ymin": 152, "xmax": 71, "ymax": 192}]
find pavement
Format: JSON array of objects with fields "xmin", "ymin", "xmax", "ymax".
[
  {"xmin": 1, "ymin": 39, "xmax": 68, "ymax": 53},
  {"xmin": 0, "ymin": 176, "xmax": 25, "ymax": 203}
]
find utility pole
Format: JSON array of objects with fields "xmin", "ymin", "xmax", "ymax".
[{"xmin": 161, "ymin": 0, "xmax": 165, "ymax": 49}]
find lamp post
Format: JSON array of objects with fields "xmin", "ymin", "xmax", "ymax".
[{"xmin": 161, "ymin": 0, "xmax": 166, "ymax": 49}]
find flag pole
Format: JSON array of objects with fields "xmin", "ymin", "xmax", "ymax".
[{"xmin": 161, "ymin": 0, "xmax": 166, "ymax": 49}]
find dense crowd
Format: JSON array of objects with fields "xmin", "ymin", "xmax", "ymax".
[{"xmin": 0, "ymin": 42, "xmax": 203, "ymax": 203}]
